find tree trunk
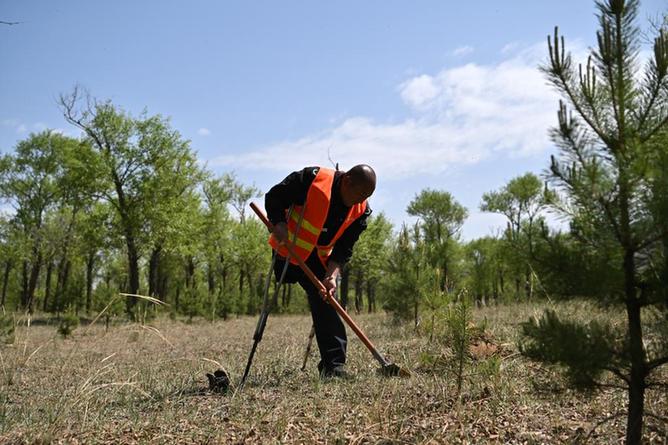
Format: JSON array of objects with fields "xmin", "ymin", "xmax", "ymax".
[
  {"xmin": 525, "ymin": 270, "xmax": 533, "ymax": 300},
  {"xmin": 281, "ymin": 283, "xmax": 288, "ymax": 308},
  {"xmin": 159, "ymin": 272, "xmax": 168, "ymax": 302},
  {"xmin": 188, "ymin": 256, "xmax": 196, "ymax": 288},
  {"xmin": 54, "ymin": 258, "xmax": 72, "ymax": 312},
  {"xmin": 54, "ymin": 258, "xmax": 64, "ymax": 312},
  {"xmin": 618, "ymin": 167, "xmax": 646, "ymax": 445},
  {"xmin": 625, "ymin": 250, "xmax": 646, "ymax": 445},
  {"xmin": 148, "ymin": 246, "xmax": 162, "ymax": 299},
  {"xmin": 625, "ymin": 310, "xmax": 646, "ymax": 445},
  {"xmin": 414, "ymin": 297, "xmax": 419, "ymax": 330},
  {"xmin": 354, "ymin": 270, "xmax": 363, "ymax": 314},
  {"xmin": 86, "ymin": 252, "xmax": 95, "ymax": 312},
  {"xmin": 340, "ymin": 265, "xmax": 349, "ymax": 310},
  {"xmin": 663, "ymin": 231, "xmax": 668, "ymax": 308},
  {"xmin": 62, "ymin": 259, "xmax": 71, "ymax": 309},
  {"xmin": 499, "ymin": 269, "xmax": 505, "ymax": 296},
  {"xmin": 43, "ymin": 260, "xmax": 53, "ymax": 311},
  {"xmin": 246, "ymin": 269, "xmax": 256, "ymax": 314},
  {"xmin": 125, "ymin": 236, "xmax": 140, "ymax": 317},
  {"xmin": 366, "ymin": 280, "xmax": 375, "ymax": 313},
  {"xmin": 207, "ymin": 262, "xmax": 215, "ymax": 298},
  {"xmin": 21, "ymin": 260, "xmax": 28, "ymax": 309},
  {"xmin": 238, "ymin": 268, "xmax": 244, "ymax": 296},
  {"xmin": 441, "ymin": 258, "xmax": 448, "ymax": 292},
  {"xmin": 1, "ymin": 260, "xmax": 12, "ymax": 308},
  {"xmin": 26, "ymin": 250, "xmax": 43, "ymax": 313}
]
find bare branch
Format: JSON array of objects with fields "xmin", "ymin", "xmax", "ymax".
[
  {"xmin": 603, "ymin": 366, "xmax": 630, "ymax": 385},
  {"xmin": 647, "ymin": 355, "xmax": 668, "ymax": 371},
  {"xmin": 584, "ymin": 412, "xmax": 625, "ymax": 442}
]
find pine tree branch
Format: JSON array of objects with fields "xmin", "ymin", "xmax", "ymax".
[
  {"xmin": 647, "ymin": 355, "xmax": 668, "ymax": 371},
  {"xmin": 645, "ymin": 412, "xmax": 668, "ymax": 423},
  {"xmin": 639, "ymin": 114, "xmax": 668, "ymax": 144},
  {"xmin": 584, "ymin": 412, "xmax": 625, "ymax": 442},
  {"xmin": 558, "ymin": 79, "xmax": 613, "ymax": 148},
  {"xmin": 593, "ymin": 382, "xmax": 627, "ymax": 390},
  {"xmin": 614, "ymin": 12, "xmax": 628, "ymax": 149},
  {"xmin": 547, "ymin": 30, "xmax": 613, "ymax": 147},
  {"xmin": 556, "ymin": 118, "xmax": 624, "ymax": 243},
  {"xmin": 636, "ymin": 78, "xmax": 666, "ymax": 136},
  {"xmin": 634, "ymin": 229, "xmax": 665, "ymax": 252},
  {"xmin": 638, "ymin": 27, "xmax": 668, "ymax": 139},
  {"xmin": 597, "ymin": 29, "xmax": 622, "ymax": 141},
  {"xmin": 603, "ymin": 365, "xmax": 630, "ymax": 385}
]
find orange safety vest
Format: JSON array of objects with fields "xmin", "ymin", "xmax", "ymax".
[{"xmin": 269, "ymin": 167, "xmax": 367, "ymax": 265}]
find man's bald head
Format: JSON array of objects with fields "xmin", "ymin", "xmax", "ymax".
[
  {"xmin": 340, "ymin": 164, "xmax": 376, "ymax": 206},
  {"xmin": 346, "ymin": 164, "xmax": 376, "ymax": 189}
]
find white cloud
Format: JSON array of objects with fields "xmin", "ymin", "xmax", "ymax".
[
  {"xmin": 198, "ymin": 127, "xmax": 211, "ymax": 136},
  {"xmin": 399, "ymin": 75, "xmax": 440, "ymax": 109},
  {"xmin": 16, "ymin": 124, "xmax": 27, "ymax": 134},
  {"xmin": 211, "ymin": 41, "xmax": 570, "ymax": 181},
  {"xmin": 452, "ymin": 45, "xmax": 474, "ymax": 57}
]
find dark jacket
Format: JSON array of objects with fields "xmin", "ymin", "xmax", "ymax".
[{"xmin": 265, "ymin": 166, "xmax": 371, "ymax": 264}]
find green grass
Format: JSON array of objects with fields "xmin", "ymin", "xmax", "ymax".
[{"xmin": 0, "ymin": 301, "xmax": 666, "ymax": 444}]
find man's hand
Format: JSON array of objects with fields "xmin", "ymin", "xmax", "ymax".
[
  {"xmin": 272, "ymin": 222, "xmax": 288, "ymax": 244},
  {"xmin": 322, "ymin": 275, "xmax": 337, "ymax": 301},
  {"xmin": 322, "ymin": 261, "xmax": 341, "ymax": 302}
]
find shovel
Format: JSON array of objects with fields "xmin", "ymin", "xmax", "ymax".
[{"xmin": 250, "ymin": 202, "xmax": 409, "ymax": 377}]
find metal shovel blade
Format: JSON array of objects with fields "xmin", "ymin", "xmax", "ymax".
[{"xmin": 377, "ymin": 363, "xmax": 411, "ymax": 378}]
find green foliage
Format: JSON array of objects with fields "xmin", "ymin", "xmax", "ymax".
[
  {"xmin": 57, "ymin": 309, "xmax": 79, "ymax": 338},
  {"xmin": 480, "ymin": 173, "xmax": 555, "ymax": 301},
  {"xmin": 481, "ymin": 173, "xmax": 552, "ymax": 236},
  {"xmin": 462, "ymin": 237, "xmax": 503, "ymax": 304},
  {"xmin": 408, "ymin": 189, "xmax": 467, "ymax": 291},
  {"xmin": 384, "ymin": 225, "xmax": 424, "ymax": 322},
  {"xmin": 519, "ymin": 309, "xmax": 619, "ymax": 390},
  {"xmin": 0, "ymin": 312, "xmax": 15, "ymax": 345},
  {"xmin": 537, "ymin": 9, "xmax": 668, "ymax": 441},
  {"xmin": 181, "ymin": 285, "xmax": 205, "ymax": 322},
  {"xmin": 444, "ymin": 297, "xmax": 473, "ymax": 395}
]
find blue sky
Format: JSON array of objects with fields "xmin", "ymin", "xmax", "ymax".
[{"xmin": 1, "ymin": 0, "xmax": 665, "ymax": 239}]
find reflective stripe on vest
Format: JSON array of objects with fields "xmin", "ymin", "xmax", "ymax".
[{"xmin": 268, "ymin": 167, "xmax": 367, "ymax": 265}]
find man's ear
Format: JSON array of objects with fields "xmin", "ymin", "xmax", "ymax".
[{"xmin": 340, "ymin": 173, "xmax": 351, "ymax": 189}]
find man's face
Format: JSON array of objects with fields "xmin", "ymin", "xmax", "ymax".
[{"xmin": 341, "ymin": 175, "xmax": 374, "ymax": 207}]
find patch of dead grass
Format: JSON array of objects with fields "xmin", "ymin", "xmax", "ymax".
[{"xmin": 0, "ymin": 302, "xmax": 665, "ymax": 444}]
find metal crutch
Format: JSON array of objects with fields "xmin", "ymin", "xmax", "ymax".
[{"xmin": 239, "ymin": 204, "xmax": 306, "ymax": 387}]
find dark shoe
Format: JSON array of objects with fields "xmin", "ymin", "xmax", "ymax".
[{"xmin": 319, "ymin": 365, "xmax": 350, "ymax": 380}]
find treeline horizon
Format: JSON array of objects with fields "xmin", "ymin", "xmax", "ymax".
[{"xmin": 0, "ymin": 87, "xmax": 604, "ymax": 322}]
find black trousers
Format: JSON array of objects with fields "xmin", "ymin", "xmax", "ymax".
[{"xmin": 272, "ymin": 251, "xmax": 347, "ymax": 371}]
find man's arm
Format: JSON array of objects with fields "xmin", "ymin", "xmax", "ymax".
[
  {"xmin": 322, "ymin": 204, "xmax": 372, "ymax": 299},
  {"xmin": 265, "ymin": 167, "xmax": 319, "ymax": 242}
]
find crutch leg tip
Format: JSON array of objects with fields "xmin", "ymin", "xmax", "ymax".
[{"xmin": 207, "ymin": 369, "xmax": 231, "ymax": 393}]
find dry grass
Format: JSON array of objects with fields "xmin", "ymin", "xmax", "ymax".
[{"xmin": 0, "ymin": 302, "xmax": 666, "ymax": 444}]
